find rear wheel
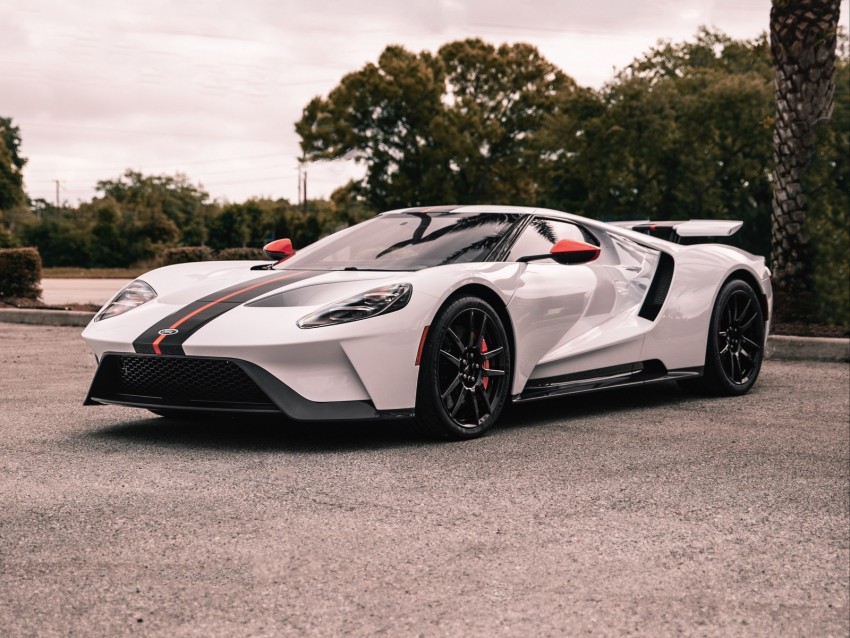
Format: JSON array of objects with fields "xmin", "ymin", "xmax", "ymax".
[
  {"xmin": 415, "ymin": 296, "xmax": 511, "ymax": 439},
  {"xmin": 684, "ymin": 279, "xmax": 765, "ymax": 395}
]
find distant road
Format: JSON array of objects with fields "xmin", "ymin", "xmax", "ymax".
[{"xmin": 41, "ymin": 278, "xmax": 131, "ymax": 306}]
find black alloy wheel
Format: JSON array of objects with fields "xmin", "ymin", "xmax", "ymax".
[
  {"xmin": 686, "ymin": 279, "xmax": 765, "ymax": 395},
  {"xmin": 416, "ymin": 296, "xmax": 511, "ymax": 439}
]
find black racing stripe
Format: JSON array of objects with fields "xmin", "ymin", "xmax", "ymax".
[{"xmin": 133, "ymin": 270, "xmax": 324, "ymax": 355}]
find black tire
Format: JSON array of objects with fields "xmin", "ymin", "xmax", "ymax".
[
  {"xmin": 415, "ymin": 296, "xmax": 511, "ymax": 439},
  {"xmin": 683, "ymin": 279, "xmax": 765, "ymax": 395}
]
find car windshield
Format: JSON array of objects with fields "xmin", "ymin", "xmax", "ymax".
[{"xmin": 275, "ymin": 212, "xmax": 521, "ymax": 271}]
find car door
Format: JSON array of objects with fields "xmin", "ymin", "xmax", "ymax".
[{"xmin": 506, "ymin": 217, "xmax": 653, "ymax": 395}]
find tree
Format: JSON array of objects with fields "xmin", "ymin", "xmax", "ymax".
[
  {"xmin": 20, "ymin": 203, "xmax": 93, "ymax": 267},
  {"xmin": 297, "ymin": 45, "xmax": 444, "ymax": 210},
  {"xmin": 436, "ymin": 40, "xmax": 573, "ymax": 203},
  {"xmin": 207, "ymin": 202, "xmax": 255, "ymax": 250},
  {"xmin": 0, "ymin": 117, "xmax": 26, "ymax": 212},
  {"xmin": 96, "ymin": 170, "xmax": 211, "ymax": 246},
  {"xmin": 0, "ymin": 117, "xmax": 27, "ymax": 244},
  {"xmin": 769, "ymin": 0, "xmax": 842, "ymax": 322},
  {"xmin": 537, "ymin": 29, "xmax": 775, "ymax": 256},
  {"xmin": 296, "ymin": 39, "xmax": 572, "ymax": 210},
  {"xmin": 806, "ymin": 54, "xmax": 849, "ymax": 326}
]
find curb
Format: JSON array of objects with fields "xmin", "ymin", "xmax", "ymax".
[
  {"xmin": 0, "ymin": 308, "xmax": 95, "ymax": 328},
  {"xmin": 0, "ymin": 309, "xmax": 847, "ymax": 362},
  {"xmin": 765, "ymin": 334, "xmax": 849, "ymax": 363}
]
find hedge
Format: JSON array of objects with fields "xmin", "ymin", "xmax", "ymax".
[
  {"xmin": 215, "ymin": 247, "xmax": 266, "ymax": 260},
  {"xmin": 159, "ymin": 246, "xmax": 214, "ymax": 266},
  {"xmin": 0, "ymin": 247, "xmax": 42, "ymax": 299},
  {"xmin": 158, "ymin": 246, "xmax": 272, "ymax": 268}
]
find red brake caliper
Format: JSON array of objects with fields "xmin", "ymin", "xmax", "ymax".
[{"xmin": 481, "ymin": 338, "xmax": 490, "ymax": 390}]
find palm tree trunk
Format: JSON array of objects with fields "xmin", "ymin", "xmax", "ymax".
[{"xmin": 769, "ymin": 0, "xmax": 841, "ymax": 322}]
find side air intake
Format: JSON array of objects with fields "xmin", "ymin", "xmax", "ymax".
[{"xmin": 639, "ymin": 252, "xmax": 674, "ymax": 321}]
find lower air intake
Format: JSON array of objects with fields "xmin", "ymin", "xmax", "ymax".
[{"xmin": 103, "ymin": 354, "xmax": 276, "ymax": 408}]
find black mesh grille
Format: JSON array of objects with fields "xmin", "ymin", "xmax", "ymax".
[{"xmin": 117, "ymin": 355, "xmax": 273, "ymax": 405}]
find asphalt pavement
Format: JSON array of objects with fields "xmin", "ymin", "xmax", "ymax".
[{"xmin": 0, "ymin": 324, "xmax": 847, "ymax": 637}]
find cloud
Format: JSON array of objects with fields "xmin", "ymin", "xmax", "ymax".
[{"xmin": 5, "ymin": 0, "xmax": 846, "ymax": 205}]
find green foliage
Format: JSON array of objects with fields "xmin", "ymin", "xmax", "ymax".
[
  {"xmin": 215, "ymin": 247, "xmax": 266, "ymax": 260},
  {"xmin": 297, "ymin": 39, "xmax": 572, "ymax": 209},
  {"xmin": 622, "ymin": 28, "xmax": 773, "ymax": 81},
  {"xmin": 536, "ymin": 29, "xmax": 774, "ymax": 256},
  {"xmin": 159, "ymin": 246, "xmax": 214, "ymax": 266},
  {"xmin": 20, "ymin": 202, "xmax": 92, "ymax": 267},
  {"xmin": 0, "ymin": 117, "xmax": 27, "ymax": 213},
  {"xmin": 0, "ymin": 215, "xmax": 15, "ymax": 248},
  {"xmin": 0, "ymin": 247, "xmax": 41, "ymax": 299},
  {"xmin": 806, "ymin": 59, "xmax": 850, "ymax": 327},
  {"xmin": 97, "ymin": 171, "xmax": 211, "ymax": 245},
  {"xmin": 207, "ymin": 200, "xmax": 275, "ymax": 250}
]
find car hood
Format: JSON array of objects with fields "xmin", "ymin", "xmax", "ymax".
[{"xmin": 135, "ymin": 261, "xmax": 402, "ymax": 307}]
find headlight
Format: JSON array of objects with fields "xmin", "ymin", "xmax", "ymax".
[
  {"xmin": 94, "ymin": 280, "xmax": 157, "ymax": 321},
  {"xmin": 297, "ymin": 283, "xmax": 412, "ymax": 329}
]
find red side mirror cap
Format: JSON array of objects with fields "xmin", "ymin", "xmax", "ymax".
[
  {"xmin": 263, "ymin": 238, "xmax": 295, "ymax": 260},
  {"xmin": 550, "ymin": 239, "xmax": 601, "ymax": 265}
]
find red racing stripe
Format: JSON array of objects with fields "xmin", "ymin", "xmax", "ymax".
[
  {"xmin": 133, "ymin": 270, "xmax": 323, "ymax": 355},
  {"xmin": 150, "ymin": 273, "xmax": 297, "ymax": 355}
]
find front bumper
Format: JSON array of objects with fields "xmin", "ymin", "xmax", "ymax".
[{"xmin": 85, "ymin": 352, "xmax": 414, "ymax": 421}]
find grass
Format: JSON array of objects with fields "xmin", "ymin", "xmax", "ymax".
[{"xmin": 42, "ymin": 267, "xmax": 144, "ymax": 279}]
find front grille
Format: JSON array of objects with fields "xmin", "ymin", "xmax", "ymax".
[{"xmin": 117, "ymin": 355, "xmax": 273, "ymax": 405}]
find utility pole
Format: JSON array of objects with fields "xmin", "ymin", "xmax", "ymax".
[
  {"xmin": 54, "ymin": 180, "xmax": 60, "ymax": 208},
  {"xmin": 297, "ymin": 162, "xmax": 302, "ymax": 207},
  {"xmin": 302, "ymin": 167, "xmax": 307, "ymax": 213}
]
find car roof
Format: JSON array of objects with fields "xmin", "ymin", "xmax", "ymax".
[
  {"xmin": 378, "ymin": 205, "xmax": 679, "ymax": 252},
  {"xmin": 382, "ymin": 204, "xmax": 561, "ymax": 216}
]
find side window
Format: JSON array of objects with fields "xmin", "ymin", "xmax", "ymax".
[{"xmin": 507, "ymin": 219, "xmax": 597, "ymax": 262}]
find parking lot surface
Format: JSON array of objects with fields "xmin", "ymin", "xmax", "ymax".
[{"xmin": 0, "ymin": 324, "xmax": 847, "ymax": 637}]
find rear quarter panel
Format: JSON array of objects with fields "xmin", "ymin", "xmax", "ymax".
[{"xmin": 639, "ymin": 244, "xmax": 771, "ymax": 370}]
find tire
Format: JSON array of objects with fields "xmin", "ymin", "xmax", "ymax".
[
  {"xmin": 684, "ymin": 279, "xmax": 765, "ymax": 396},
  {"xmin": 415, "ymin": 296, "xmax": 511, "ymax": 439}
]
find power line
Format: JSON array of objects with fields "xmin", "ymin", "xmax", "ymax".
[
  {"xmin": 25, "ymin": 162, "xmax": 290, "ymax": 184},
  {"xmin": 24, "ymin": 153, "xmax": 288, "ymax": 175},
  {"xmin": 23, "ymin": 121, "xmax": 276, "ymax": 142},
  {"xmin": 24, "ymin": 153, "xmax": 286, "ymax": 173}
]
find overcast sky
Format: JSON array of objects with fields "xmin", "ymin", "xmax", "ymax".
[{"xmin": 5, "ymin": 0, "xmax": 848, "ymax": 206}]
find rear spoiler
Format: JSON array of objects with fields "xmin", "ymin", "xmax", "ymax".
[{"xmin": 609, "ymin": 219, "xmax": 743, "ymax": 237}]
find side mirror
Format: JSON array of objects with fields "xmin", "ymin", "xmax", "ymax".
[
  {"xmin": 517, "ymin": 239, "xmax": 601, "ymax": 265},
  {"xmin": 549, "ymin": 239, "xmax": 600, "ymax": 264},
  {"xmin": 263, "ymin": 238, "xmax": 295, "ymax": 261}
]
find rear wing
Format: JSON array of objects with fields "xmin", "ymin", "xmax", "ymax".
[{"xmin": 609, "ymin": 219, "xmax": 743, "ymax": 240}]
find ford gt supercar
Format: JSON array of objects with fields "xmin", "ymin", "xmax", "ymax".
[{"xmin": 83, "ymin": 205, "xmax": 772, "ymax": 439}]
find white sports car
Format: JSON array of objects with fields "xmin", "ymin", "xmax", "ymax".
[{"xmin": 83, "ymin": 205, "xmax": 772, "ymax": 439}]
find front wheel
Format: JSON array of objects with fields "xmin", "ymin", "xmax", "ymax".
[
  {"xmin": 684, "ymin": 279, "xmax": 765, "ymax": 395},
  {"xmin": 415, "ymin": 296, "xmax": 511, "ymax": 439}
]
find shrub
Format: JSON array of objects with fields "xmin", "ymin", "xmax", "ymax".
[
  {"xmin": 0, "ymin": 247, "xmax": 42, "ymax": 299},
  {"xmin": 215, "ymin": 247, "xmax": 266, "ymax": 260},
  {"xmin": 159, "ymin": 246, "xmax": 214, "ymax": 266}
]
